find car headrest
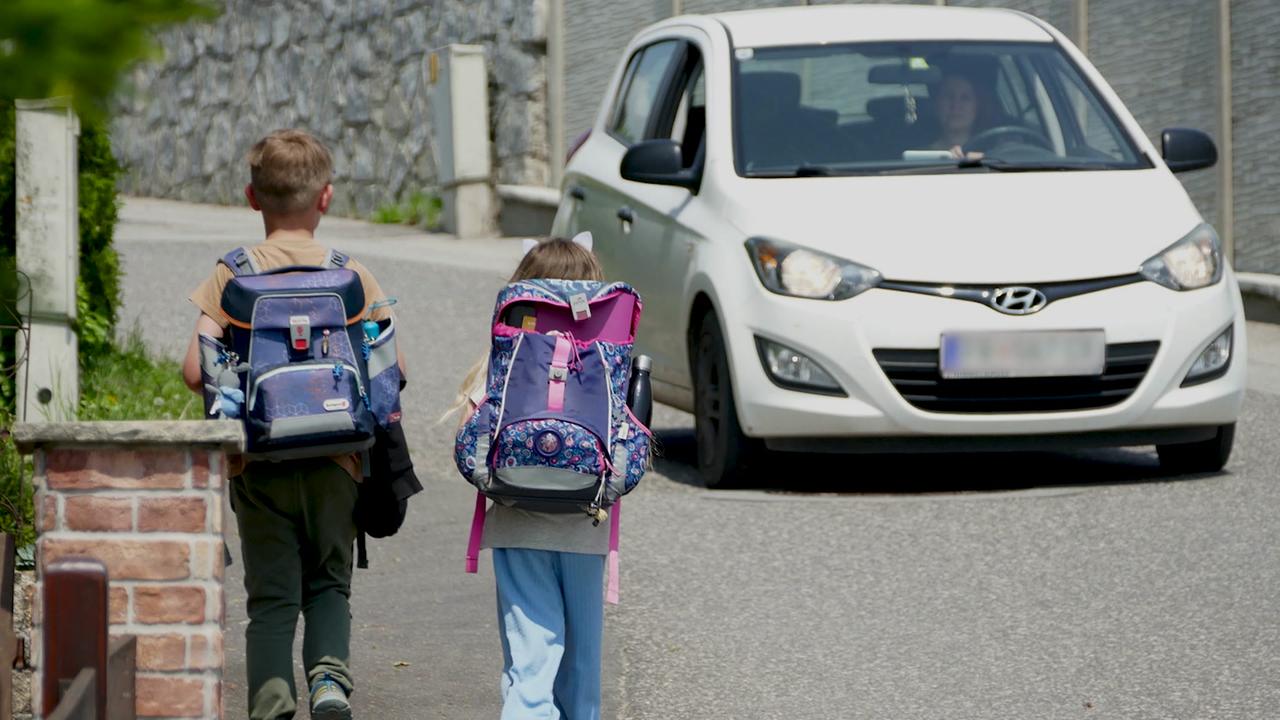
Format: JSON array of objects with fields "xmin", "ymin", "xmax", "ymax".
[
  {"xmin": 739, "ymin": 71, "xmax": 801, "ymax": 109},
  {"xmin": 866, "ymin": 96, "xmax": 905, "ymax": 123},
  {"xmin": 866, "ymin": 95, "xmax": 933, "ymax": 124}
]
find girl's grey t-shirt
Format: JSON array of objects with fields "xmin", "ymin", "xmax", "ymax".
[
  {"xmin": 480, "ymin": 503, "xmax": 610, "ymax": 555},
  {"xmin": 467, "ymin": 379, "xmax": 610, "ymax": 555}
]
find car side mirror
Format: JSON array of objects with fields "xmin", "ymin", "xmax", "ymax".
[
  {"xmin": 620, "ymin": 139, "xmax": 700, "ymax": 192},
  {"xmin": 1162, "ymin": 128, "xmax": 1217, "ymax": 173}
]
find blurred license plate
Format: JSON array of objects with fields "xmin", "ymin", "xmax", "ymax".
[{"xmin": 940, "ymin": 330, "xmax": 1105, "ymax": 379}]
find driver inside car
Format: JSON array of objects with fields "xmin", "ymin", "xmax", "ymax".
[{"xmin": 931, "ymin": 67, "xmax": 999, "ymax": 160}]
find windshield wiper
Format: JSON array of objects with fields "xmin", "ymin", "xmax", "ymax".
[
  {"xmin": 878, "ymin": 157, "xmax": 1125, "ymax": 175},
  {"xmin": 746, "ymin": 164, "xmax": 839, "ymax": 178},
  {"xmin": 976, "ymin": 159, "xmax": 1128, "ymax": 172}
]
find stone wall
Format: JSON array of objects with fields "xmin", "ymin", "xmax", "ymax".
[
  {"xmin": 111, "ymin": 0, "xmax": 551, "ymax": 219},
  {"xmin": 1231, "ymin": 0, "xmax": 1280, "ymax": 275},
  {"xmin": 18, "ymin": 421, "xmax": 242, "ymax": 720}
]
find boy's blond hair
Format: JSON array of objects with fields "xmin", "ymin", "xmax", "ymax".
[{"xmin": 246, "ymin": 129, "xmax": 333, "ymax": 214}]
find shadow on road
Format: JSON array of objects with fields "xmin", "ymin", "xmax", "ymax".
[{"xmin": 651, "ymin": 427, "xmax": 1226, "ymax": 495}]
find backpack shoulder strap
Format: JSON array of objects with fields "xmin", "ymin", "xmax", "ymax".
[
  {"xmin": 324, "ymin": 248, "xmax": 351, "ymax": 269},
  {"xmin": 219, "ymin": 246, "xmax": 261, "ymax": 277}
]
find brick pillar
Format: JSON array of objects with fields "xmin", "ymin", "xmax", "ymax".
[{"xmin": 16, "ymin": 421, "xmax": 243, "ymax": 720}]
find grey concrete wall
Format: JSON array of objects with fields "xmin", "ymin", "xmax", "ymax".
[
  {"xmin": 111, "ymin": 0, "xmax": 551, "ymax": 218},
  {"xmin": 1088, "ymin": 0, "xmax": 1221, "ymax": 232},
  {"xmin": 948, "ymin": 0, "xmax": 1077, "ymax": 38},
  {"xmin": 1231, "ymin": 0, "xmax": 1280, "ymax": 275}
]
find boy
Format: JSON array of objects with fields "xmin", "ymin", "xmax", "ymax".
[{"xmin": 181, "ymin": 129, "xmax": 399, "ymax": 720}]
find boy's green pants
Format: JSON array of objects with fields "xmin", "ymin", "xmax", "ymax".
[{"xmin": 232, "ymin": 458, "xmax": 358, "ymax": 720}]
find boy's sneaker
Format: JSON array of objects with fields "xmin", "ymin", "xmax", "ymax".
[{"xmin": 309, "ymin": 674, "xmax": 352, "ymax": 720}]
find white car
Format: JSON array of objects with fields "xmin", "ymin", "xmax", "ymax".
[{"xmin": 552, "ymin": 4, "xmax": 1245, "ymax": 487}]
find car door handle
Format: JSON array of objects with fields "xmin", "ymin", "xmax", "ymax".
[
  {"xmin": 569, "ymin": 185, "xmax": 586, "ymax": 201},
  {"xmin": 616, "ymin": 206, "xmax": 634, "ymax": 223}
]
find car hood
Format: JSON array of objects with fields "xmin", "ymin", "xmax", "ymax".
[{"xmin": 720, "ymin": 168, "xmax": 1204, "ymax": 284}]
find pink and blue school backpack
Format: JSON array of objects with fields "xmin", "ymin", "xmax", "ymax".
[
  {"xmin": 200, "ymin": 247, "xmax": 403, "ymax": 461},
  {"xmin": 456, "ymin": 278, "xmax": 651, "ymax": 591}
]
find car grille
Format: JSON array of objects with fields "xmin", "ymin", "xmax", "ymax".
[{"xmin": 871, "ymin": 341, "xmax": 1160, "ymax": 413}]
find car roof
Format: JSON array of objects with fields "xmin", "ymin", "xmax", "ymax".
[{"xmin": 708, "ymin": 4, "xmax": 1055, "ymax": 47}]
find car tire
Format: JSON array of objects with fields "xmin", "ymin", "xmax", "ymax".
[
  {"xmin": 1157, "ymin": 423, "xmax": 1235, "ymax": 474},
  {"xmin": 693, "ymin": 310, "xmax": 761, "ymax": 488}
]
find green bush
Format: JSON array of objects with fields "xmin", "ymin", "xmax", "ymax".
[
  {"xmin": 75, "ymin": 121, "xmax": 123, "ymax": 355},
  {"xmin": 0, "ymin": 413, "xmax": 34, "ymax": 548},
  {"xmin": 372, "ymin": 190, "xmax": 443, "ymax": 229}
]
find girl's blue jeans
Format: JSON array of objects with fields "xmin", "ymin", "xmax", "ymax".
[{"xmin": 493, "ymin": 548, "xmax": 605, "ymax": 720}]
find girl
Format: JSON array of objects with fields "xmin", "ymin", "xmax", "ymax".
[{"xmin": 452, "ymin": 236, "xmax": 612, "ymax": 720}]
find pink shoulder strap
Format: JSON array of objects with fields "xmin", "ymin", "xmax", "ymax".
[
  {"xmin": 465, "ymin": 492, "xmax": 486, "ymax": 573},
  {"xmin": 606, "ymin": 500, "xmax": 621, "ymax": 605}
]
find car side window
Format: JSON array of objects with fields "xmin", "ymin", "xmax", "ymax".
[
  {"xmin": 1044, "ymin": 56, "xmax": 1128, "ymax": 161},
  {"xmin": 667, "ymin": 60, "xmax": 705, "ymax": 169},
  {"xmin": 611, "ymin": 40, "xmax": 680, "ymax": 146}
]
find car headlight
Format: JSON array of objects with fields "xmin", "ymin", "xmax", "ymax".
[
  {"xmin": 745, "ymin": 238, "xmax": 882, "ymax": 300},
  {"xmin": 1140, "ymin": 223, "xmax": 1223, "ymax": 291}
]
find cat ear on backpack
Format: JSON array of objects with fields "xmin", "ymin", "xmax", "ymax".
[{"xmin": 522, "ymin": 233, "xmax": 593, "ymax": 255}]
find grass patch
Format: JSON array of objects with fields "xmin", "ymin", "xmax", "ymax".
[
  {"xmin": 371, "ymin": 191, "xmax": 443, "ymax": 229},
  {"xmin": 0, "ymin": 332, "xmax": 195, "ymax": 555},
  {"xmin": 79, "ymin": 331, "xmax": 197, "ymax": 421}
]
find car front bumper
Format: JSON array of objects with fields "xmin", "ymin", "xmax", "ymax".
[{"xmin": 723, "ymin": 271, "xmax": 1247, "ymax": 445}]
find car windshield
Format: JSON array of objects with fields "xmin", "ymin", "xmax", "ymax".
[{"xmin": 732, "ymin": 41, "xmax": 1148, "ymax": 177}]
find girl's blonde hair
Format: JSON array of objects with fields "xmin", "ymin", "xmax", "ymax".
[{"xmin": 444, "ymin": 237, "xmax": 605, "ymax": 422}]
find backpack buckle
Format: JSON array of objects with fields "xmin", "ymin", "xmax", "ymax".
[
  {"xmin": 289, "ymin": 316, "xmax": 311, "ymax": 351},
  {"xmin": 549, "ymin": 365, "xmax": 568, "ymax": 381}
]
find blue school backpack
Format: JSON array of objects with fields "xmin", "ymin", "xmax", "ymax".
[
  {"xmin": 456, "ymin": 279, "xmax": 651, "ymax": 592},
  {"xmin": 198, "ymin": 247, "xmax": 403, "ymax": 461}
]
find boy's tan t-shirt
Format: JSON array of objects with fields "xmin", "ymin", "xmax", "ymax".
[{"xmin": 188, "ymin": 235, "xmax": 393, "ymax": 480}]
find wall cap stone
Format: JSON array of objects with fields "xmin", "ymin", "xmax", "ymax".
[
  {"xmin": 1238, "ymin": 272, "xmax": 1280, "ymax": 301},
  {"xmin": 497, "ymin": 183, "xmax": 559, "ymax": 208},
  {"xmin": 13, "ymin": 421, "xmax": 245, "ymax": 453}
]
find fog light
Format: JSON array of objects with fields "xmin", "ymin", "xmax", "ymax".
[
  {"xmin": 1182, "ymin": 326, "xmax": 1232, "ymax": 386},
  {"xmin": 755, "ymin": 337, "xmax": 844, "ymax": 395}
]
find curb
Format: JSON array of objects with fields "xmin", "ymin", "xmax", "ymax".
[{"xmin": 1238, "ymin": 272, "xmax": 1280, "ymax": 324}]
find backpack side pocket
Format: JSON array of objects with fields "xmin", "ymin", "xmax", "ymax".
[
  {"xmin": 366, "ymin": 316, "xmax": 402, "ymax": 427},
  {"xmin": 608, "ymin": 406, "xmax": 652, "ymax": 503},
  {"xmin": 198, "ymin": 334, "xmax": 236, "ymax": 418},
  {"xmin": 455, "ymin": 399, "xmax": 495, "ymax": 488}
]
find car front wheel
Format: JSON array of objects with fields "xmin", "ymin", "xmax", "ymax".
[
  {"xmin": 1157, "ymin": 423, "xmax": 1235, "ymax": 474},
  {"xmin": 693, "ymin": 310, "xmax": 761, "ymax": 488}
]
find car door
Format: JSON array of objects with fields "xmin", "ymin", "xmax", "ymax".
[
  {"xmin": 590, "ymin": 38, "xmax": 706, "ymax": 388},
  {"xmin": 618, "ymin": 48, "xmax": 707, "ymax": 388}
]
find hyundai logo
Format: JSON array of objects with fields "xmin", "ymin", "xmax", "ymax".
[{"xmin": 991, "ymin": 286, "xmax": 1048, "ymax": 315}]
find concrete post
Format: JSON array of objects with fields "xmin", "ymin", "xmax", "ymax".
[
  {"xmin": 427, "ymin": 44, "xmax": 496, "ymax": 238},
  {"xmin": 14, "ymin": 99, "xmax": 80, "ymax": 422},
  {"xmin": 548, "ymin": 0, "xmax": 567, "ymax": 187}
]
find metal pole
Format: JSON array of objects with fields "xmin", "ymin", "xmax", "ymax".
[
  {"xmin": 1076, "ymin": 0, "xmax": 1089, "ymax": 54},
  {"xmin": 672, "ymin": 0, "xmax": 682, "ymax": 15},
  {"xmin": 548, "ymin": 0, "xmax": 567, "ymax": 187},
  {"xmin": 1218, "ymin": 0, "xmax": 1234, "ymax": 261}
]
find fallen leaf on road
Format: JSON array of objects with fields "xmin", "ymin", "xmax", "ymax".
[{"xmin": 393, "ymin": 661, "xmax": 410, "ymax": 668}]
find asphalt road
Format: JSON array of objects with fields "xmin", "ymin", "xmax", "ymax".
[{"xmin": 119, "ymin": 198, "xmax": 1280, "ymax": 719}]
